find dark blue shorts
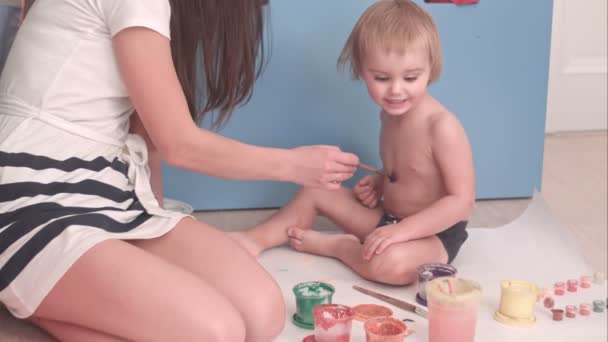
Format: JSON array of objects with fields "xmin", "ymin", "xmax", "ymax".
[{"xmin": 377, "ymin": 212, "xmax": 468, "ymax": 263}]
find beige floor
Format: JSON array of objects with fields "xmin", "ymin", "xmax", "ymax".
[{"xmin": 1, "ymin": 131, "xmax": 606, "ymax": 341}]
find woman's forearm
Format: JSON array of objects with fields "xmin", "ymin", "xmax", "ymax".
[{"xmin": 162, "ymin": 126, "xmax": 293, "ymax": 183}]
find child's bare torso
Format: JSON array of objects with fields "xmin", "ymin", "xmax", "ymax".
[{"xmin": 380, "ymin": 102, "xmax": 449, "ymax": 218}]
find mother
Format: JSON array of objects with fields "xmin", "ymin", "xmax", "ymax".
[{"xmin": 0, "ymin": 0, "xmax": 359, "ymax": 341}]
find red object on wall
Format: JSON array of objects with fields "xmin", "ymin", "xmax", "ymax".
[{"xmin": 425, "ymin": 0, "xmax": 479, "ymax": 5}]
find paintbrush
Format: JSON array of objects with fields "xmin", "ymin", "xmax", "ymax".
[
  {"xmin": 359, "ymin": 163, "xmax": 397, "ymax": 183},
  {"xmin": 352, "ymin": 285, "xmax": 428, "ymax": 319},
  {"xmin": 359, "ymin": 163, "xmax": 384, "ymax": 176}
]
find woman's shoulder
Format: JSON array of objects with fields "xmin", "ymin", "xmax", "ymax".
[{"xmin": 87, "ymin": 0, "xmax": 172, "ymax": 39}]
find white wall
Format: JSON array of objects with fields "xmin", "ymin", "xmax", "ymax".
[{"xmin": 546, "ymin": 0, "xmax": 608, "ymax": 133}]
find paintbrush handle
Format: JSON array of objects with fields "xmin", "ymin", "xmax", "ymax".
[
  {"xmin": 352, "ymin": 285, "xmax": 428, "ymax": 319},
  {"xmin": 359, "ymin": 163, "xmax": 383, "ymax": 175}
]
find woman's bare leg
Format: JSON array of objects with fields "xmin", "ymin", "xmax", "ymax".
[
  {"xmin": 32, "ymin": 238, "xmax": 247, "ymax": 342},
  {"xmin": 132, "ymin": 218, "xmax": 286, "ymax": 342},
  {"xmin": 31, "ymin": 318, "xmax": 123, "ymax": 342}
]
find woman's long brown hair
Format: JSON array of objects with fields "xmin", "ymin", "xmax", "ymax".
[
  {"xmin": 24, "ymin": 0, "xmax": 269, "ymax": 130},
  {"xmin": 169, "ymin": 0, "xmax": 269, "ymax": 129}
]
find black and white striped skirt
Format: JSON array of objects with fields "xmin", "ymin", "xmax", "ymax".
[{"xmin": 0, "ymin": 114, "xmax": 188, "ymax": 318}]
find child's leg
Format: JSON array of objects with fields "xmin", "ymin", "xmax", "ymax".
[
  {"xmin": 289, "ymin": 229, "xmax": 448, "ymax": 285},
  {"xmin": 231, "ymin": 187, "xmax": 384, "ymax": 256}
]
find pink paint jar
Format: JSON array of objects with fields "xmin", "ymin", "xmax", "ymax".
[
  {"xmin": 543, "ymin": 296, "xmax": 555, "ymax": 309},
  {"xmin": 579, "ymin": 303, "xmax": 592, "ymax": 316},
  {"xmin": 427, "ymin": 277, "xmax": 482, "ymax": 342},
  {"xmin": 565, "ymin": 305, "xmax": 577, "ymax": 318},
  {"xmin": 312, "ymin": 304, "xmax": 353, "ymax": 342},
  {"xmin": 364, "ymin": 317, "xmax": 409, "ymax": 342},
  {"xmin": 552, "ymin": 309, "xmax": 564, "ymax": 321},
  {"xmin": 567, "ymin": 279, "xmax": 578, "ymax": 292},
  {"xmin": 554, "ymin": 282, "xmax": 565, "ymax": 296},
  {"xmin": 580, "ymin": 275, "xmax": 592, "ymax": 288}
]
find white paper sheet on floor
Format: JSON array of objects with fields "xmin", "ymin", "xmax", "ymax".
[{"xmin": 259, "ymin": 193, "xmax": 608, "ymax": 341}]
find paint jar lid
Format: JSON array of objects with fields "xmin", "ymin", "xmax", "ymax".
[
  {"xmin": 416, "ymin": 263, "xmax": 457, "ymax": 280},
  {"xmin": 426, "ymin": 277, "xmax": 482, "ymax": 307},
  {"xmin": 292, "ymin": 281, "xmax": 335, "ymax": 299}
]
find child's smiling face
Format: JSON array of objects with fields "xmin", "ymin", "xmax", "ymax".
[{"xmin": 360, "ymin": 41, "xmax": 431, "ymax": 116}]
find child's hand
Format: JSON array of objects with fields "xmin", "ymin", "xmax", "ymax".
[
  {"xmin": 354, "ymin": 175, "xmax": 381, "ymax": 208},
  {"xmin": 362, "ymin": 224, "xmax": 408, "ymax": 260}
]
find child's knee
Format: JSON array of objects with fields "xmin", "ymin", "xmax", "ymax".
[{"xmin": 366, "ymin": 248, "xmax": 417, "ymax": 285}]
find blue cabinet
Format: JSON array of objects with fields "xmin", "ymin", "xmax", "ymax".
[{"xmin": 163, "ymin": 0, "xmax": 553, "ymax": 210}]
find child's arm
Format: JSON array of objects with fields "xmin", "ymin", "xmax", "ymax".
[
  {"xmin": 113, "ymin": 27, "xmax": 359, "ymax": 189},
  {"xmin": 400, "ymin": 115, "xmax": 475, "ymax": 237},
  {"xmin": 363, "ymin": 115, "xmax": 475, "ymax": 259},
  {"xmin": 130, "ymin": 113, "xmax": 164, "ymax": 207}
]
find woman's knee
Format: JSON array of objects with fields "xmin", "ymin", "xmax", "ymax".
[
  {"xmin": 242, "ymin": 278, "xmax": 286, "ymax": 340},
  {"xmin": 174, "ymin": 301, "xmax": 247, "ymax": 342},
  {"xmin": 197, "ymin": 312, "xmax": 247, "ymax": 342}
]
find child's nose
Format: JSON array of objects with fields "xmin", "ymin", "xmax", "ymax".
[{"xmin": 389, "ymin": 81, "xmax": 402, "ymax": 94}]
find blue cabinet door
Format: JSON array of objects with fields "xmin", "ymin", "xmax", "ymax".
[{"xmin": 163, "ymin": 0, "xmax": 553, "ymax": 210}]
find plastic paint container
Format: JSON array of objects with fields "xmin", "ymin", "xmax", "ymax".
[
  {"xmin": 552, "ymin": 309, "xmax": 564, "ymax": 321},
  {"xmin": 580, "ymin": 275, "xmax": 592, "ymax": 288},
  {"xmin": 554, "ymin": 282, "xmax": 565, "ymax": 296},
  {"xmin": 292, "ymin": 282, "xmax": 335, "ymax": 330},
  {"xmin": 579, "ymin": 303, "xmax": 592, "ymax": 316},
  {"xmin": 364, "ymin": 317, "xmax": 410, "ymax": 342},
  {"xmin": 311, "ymin": 304, "xmax": 353, "ymax": 342},
  {"xmin": 593, "ymin": 300, "xmax": 605, "ymax": 313},
  {"xmin": 494, "ymin": 280, "xmax": 539, "ymax": 327},
  {"xmin": 593, "ymin": 272, "xmax": 606, "ymax": 285},
  {"xmin": 565, "ymin": 305, "xmax": 577, "ymax": 318},
  {"xmin": 567, "ymin": 279, "xmax": 578, "ymax": 292},
  {"xmin": 416, "ymin": 263, "xmax": 457, "ymax": 306},
  {"xmin": 427, "ymin": 277, "xmax": 482, "ymax": 342}
]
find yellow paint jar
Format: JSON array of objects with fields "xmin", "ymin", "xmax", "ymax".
[{"xmin": 494, "ymin": 280, "xmax": 539, "ymax": 327}]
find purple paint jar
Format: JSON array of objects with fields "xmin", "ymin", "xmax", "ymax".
[{"xmin": 416, "ymin": 263, "xmax": 458, "ymax": 306}]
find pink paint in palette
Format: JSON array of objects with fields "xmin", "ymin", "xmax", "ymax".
[{"xmin": 364, "ymin": 317, "xmax": 410, "ymax": 342}]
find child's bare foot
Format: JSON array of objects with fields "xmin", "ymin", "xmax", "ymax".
[
  {"xmin": 228, "ymin": 232, "xmax": 263, "ymax": 258},
  {"xmin": 287, "ymin": 227, "xmax": 359, "ymax": 258}
]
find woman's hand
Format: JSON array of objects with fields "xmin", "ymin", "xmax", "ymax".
[
  {"xmin": 353, "ymin": 175, "xmax": 382, "ymax": 208},
  {"xmin": 290, "ymin": 145, "xmax": 359, "ymax": 189}
]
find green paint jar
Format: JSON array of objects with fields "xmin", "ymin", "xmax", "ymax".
[{"xmin": 292, "ymin": 281, "xmax": 335, "ymax": 330}]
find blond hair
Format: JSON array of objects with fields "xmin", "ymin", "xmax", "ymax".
[{"xmin": 338, "ymin": 0, "xmax": 443, "ymax": 83}]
